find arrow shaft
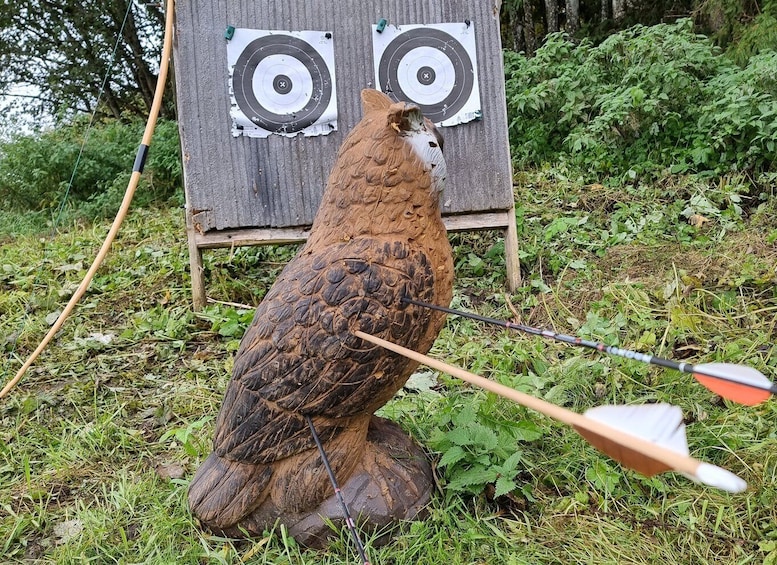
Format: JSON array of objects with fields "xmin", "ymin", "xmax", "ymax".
[
  {"xmin": 305, "ymin": 415, "xmax": 371, "ymax": 565},
  {"xmin": 353, "ymin": 331, "xmax": 701, "ymax": 478},
  {"xmin": 354, "ymin": 331, "xmax": 576, "ymax": 425},
  {"xmin": 403, "ymin": 297, "xmax": 686, "ymax": 370},
  {"xmin": 402, "ymin": 298, "xmax": 774, "ymax": 393}
]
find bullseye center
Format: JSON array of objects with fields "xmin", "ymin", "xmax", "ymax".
[
  {"xmin": 273, "ymin": 74, "xmax": 293, "ymax": 94},
  {"xmin": 416, "ymin": 66, "xmax": 436, "ymax": 85}
]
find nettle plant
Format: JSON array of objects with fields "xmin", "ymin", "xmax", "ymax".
[
  {"xmin": 427, "ymin": 399, "xmax": 542, "ymax": 500},
  {"xmin": 504, "ymin": 19, "xmax": 777, "ymax": 182}
]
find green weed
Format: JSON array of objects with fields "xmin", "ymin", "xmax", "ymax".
[{"xmin": 505, "ymin": 20, "xmax": 777, "ymax": 183}]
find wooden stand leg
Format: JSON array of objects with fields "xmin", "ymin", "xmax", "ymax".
[
  {"xmin": 503, "ymin": 203, "xmax": 522, "ymax": 292},
  {"xmin": 189, "ymin": 244, "xmax": 207, "ymax": 311},
  {"xmin": 186, "ymin": 212, "xmax": 208, "ymax": 311}
]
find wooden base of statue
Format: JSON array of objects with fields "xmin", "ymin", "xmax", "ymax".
[{"xmin": 191, "ymin": 417, "xmax": 433, "ymax": 547}]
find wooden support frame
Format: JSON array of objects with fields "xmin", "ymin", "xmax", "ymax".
[
  {"xmin": 186, "ymin": 207, "xmax": 521, "ymax": 311},
  {"xmin": 174, "ymin": 0, "xmax": 523, "ymax": 309}
]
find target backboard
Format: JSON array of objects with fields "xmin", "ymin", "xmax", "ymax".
[{"xmin": 173, "ymin": 1, "xmax": 519, "ymax": 308}]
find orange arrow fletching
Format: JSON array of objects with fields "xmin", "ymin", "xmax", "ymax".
[{"xmin": 693, "ymin": 363, "xmax": 774, "ymax": 406}]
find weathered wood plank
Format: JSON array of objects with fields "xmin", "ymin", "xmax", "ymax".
[{"xmin": 192, "ymin": 211, "xmax": 514, "ymax": 249}]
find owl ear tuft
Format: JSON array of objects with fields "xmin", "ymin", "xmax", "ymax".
[
  {"xmin": 386, "ymin": 102, "xmax": 423, "ymax": 133},
  {"xmin": 360, "ymin": 89, "xmax": 393, "ymax": 113}
]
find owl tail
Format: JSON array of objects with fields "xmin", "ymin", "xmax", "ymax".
[{"xmin": 188, "ymin": 452, "xmax": 273, "ymax": 530}]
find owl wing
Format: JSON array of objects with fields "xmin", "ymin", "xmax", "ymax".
[{"xmin": 212, "ymin": 236, "xmax": 441, "ymax": 465}]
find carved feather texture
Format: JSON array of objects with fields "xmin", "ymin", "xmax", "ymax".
[{"xmin": 189, "ymin": 90, "xmax": 454, "ymax": 537}]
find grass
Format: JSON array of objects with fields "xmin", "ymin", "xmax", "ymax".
[{"xmin": 1, "ymin": 169, "xmax": 777, "ymax": 564}]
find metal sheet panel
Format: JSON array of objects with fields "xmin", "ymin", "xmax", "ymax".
[{"xmin": 174, "ymin": 0, "xmax": 513, "ymax": 231}]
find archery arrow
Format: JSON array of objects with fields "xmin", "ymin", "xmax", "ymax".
[
  {"xmin": 306, "ymin": 415, "xmax": 371, "ymax": 565},
  {"xmin": 353, "ymin": 330, "xmax": 747, "ymax": 493},
  {"xmin": 403, "ymin": 297, "xmax": 776, "ymax": 406}
]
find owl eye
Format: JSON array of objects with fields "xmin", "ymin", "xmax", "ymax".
[
  {"xmin": 428, "ymin": 141, "xmax": 438, "ymax": 148},
  {"xmin": 431, "ymin": 128, "xmax": 444, "ymax": 152}
]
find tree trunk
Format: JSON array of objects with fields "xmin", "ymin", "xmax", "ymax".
[
  {"xmin": 102, "ymin": 86, "xmax": 124, "ymax": 120},
  {"xmin": 612, "ymin": 0, "xmax": 626, "ymax": 22},
  {"xmin": 601, "ymin": 0, "xmax": 610, "ymax": 23},
  {"xmin": 545, "ymin": 0, "xmax": 559, "ymax": 33},
  {"xmin": 566, "ymin": 0, "xmax": 579, "ymax": 33},
  {"xmin": 524, "ymin": 0, "xmax": 536, "ymax": 55},
  {"xmin": 510, "ymin": 8, "xmax": 526, "ymax": 52},
  {"xmin": 122, "ymin": 4, "xmax": 156, "ymax": 115}
]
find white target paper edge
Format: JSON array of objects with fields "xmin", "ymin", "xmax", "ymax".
[
  {"xmin": 227, "ymin": 29, "xmax": 338, "ymax": 138},
  {"xmin": 372, "ymin": 22, "xmax": 481, "ymax": 127}
]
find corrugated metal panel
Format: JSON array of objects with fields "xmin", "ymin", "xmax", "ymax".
[{"xmin": 174, "ymin": 0, "xmax": 513, "ymax": 232}]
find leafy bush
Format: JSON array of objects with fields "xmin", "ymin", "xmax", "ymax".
[
  {"xmin": 505, "ymin": 19, "xmax": 777, "ymax": 181},
  {"xmin": 0, "ymin": 118, "xmax": 182, "ymax": 218},
  {"xmin": 695, "ymin": 50, "xmax": 777, "ymax": 174},
  {"xmin": 701, "ymin": 0, "xmax": 777, "ymax": 64},
  {"xmin": 427, "ymin": 397, "xmax": 541, "ymax": 500}
]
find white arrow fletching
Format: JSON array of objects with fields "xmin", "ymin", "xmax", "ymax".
[
  {"xmin": 584, "ymin": 403, "xmax": 689, "ymax": 455},
  {"xmin": 694, "ymin": 363, "xmax": 773, "ymax": 389},
  {"xmin": 584, "ymin": 403, "xmax": 747, "ymax": 492},
  {"xmin": 693, "ymin": 463, "xmax": 747, "ymax": 493}
]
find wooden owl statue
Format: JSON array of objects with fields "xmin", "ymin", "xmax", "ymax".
[{"xmin": 188, "ymin": 89, "xmax": 454, "ymax": 546}]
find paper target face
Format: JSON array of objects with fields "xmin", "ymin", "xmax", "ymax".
[
  {"xmin": 372, "ymin": 23, "xmax": 481, "ymax": 127},
  {"xmin": 227, "ymin": 29, "xmax": 337, "ymax": 138}
]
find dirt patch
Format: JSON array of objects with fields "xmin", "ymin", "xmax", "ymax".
[{"xmin": 597, "ymin": 231, "xmax": 776, "ymax": 289}]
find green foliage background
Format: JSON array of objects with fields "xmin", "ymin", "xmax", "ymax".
[
  {"xmin": 505, "ymin": 19, "xmax": 777, "ymax": 181},
  {"xmin": 0, "ymin": 119, "xmax": 181, "ymax": 227}
]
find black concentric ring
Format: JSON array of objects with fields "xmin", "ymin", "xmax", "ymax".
[
  {"xmin": 233, "ymin": 35, "xmax": 332, "ymax": 133},
  {"xmin": 377, "ymin": 28, "xmax": 473, "ymax": 123}
]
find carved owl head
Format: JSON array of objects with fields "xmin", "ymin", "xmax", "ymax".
[
  {"xmin": 360, "ymin": 90, "xmax": 447, "ymax": 195},
  {"xmin": 308, "ymin": 89, "xmax": 450, "ymax": 244}
]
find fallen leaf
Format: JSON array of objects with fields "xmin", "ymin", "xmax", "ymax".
[
  {"xmin": 45, "ymin": 311, "xmax": 62, "ymax": 325},
  {"xmin": 87, "ymin": 332, "xmax": 115, "ymax": 345},
  {"xmin": 53, "ymin": 519, "xmax": 83, "ymax": 545},
  {"xmin": 56, "ymin": 262, "xmax": 83, "ymax": 273},
  {"xmin": 404, "ymin": 370, "xmax": 440, "ymax": 394}
]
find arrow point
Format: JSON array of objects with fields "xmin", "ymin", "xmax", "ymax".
[{"xmin": 694, "ymin": 462, "xmax": 747, "ymax": 493}]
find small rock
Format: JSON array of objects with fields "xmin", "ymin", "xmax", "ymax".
[{"xmin": 155, "ymin": 462, "xmax": 186, "ymax": 480}]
